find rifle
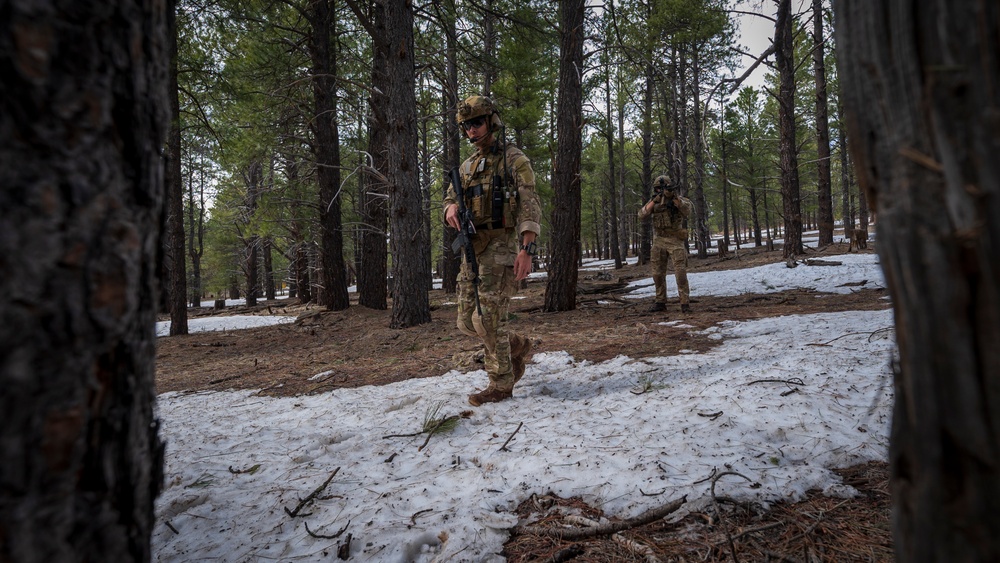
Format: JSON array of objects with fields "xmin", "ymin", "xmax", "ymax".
[{"xmin": 448, "ymin": 167, "xmax": 482, "ymax": 315}]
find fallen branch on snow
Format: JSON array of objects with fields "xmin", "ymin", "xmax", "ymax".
[
  {"xmin": 512, "ymin": 495, "xmax": 687, "ymax": 540},
  {"xmin": 284, "ymin": 467, "xmax": 340, "ymax": 518}
]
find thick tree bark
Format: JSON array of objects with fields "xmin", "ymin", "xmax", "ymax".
[
  {"xmin": 775, "ymin": 0, "xmax": 803, "ymax": 258},
  {"xmin": 0, "ymin": 1, "xmax": 168, "ymax": 560},
  {"xmin": 309, "ymin": 0, "xmax": 349, "ymax": 311},
  {"xmin": 639, "ymin": 58, "xmax": 653, "ymax": 265},
  {"xmin": 245, "ymin": 235, "xmax": 259, "ymax": 307},
  {"xmin": 165, "ymin": 0, "xmax": 187, "ymax": 334},
  {"xmin": 187, "ymin": 154, "xmax": 206, "ymax": 307},
  {"xmin": 691, "ymin": 49, "xmax": 709, "ymax": 259},
  {"xmin": 616, "ymin": 80, "xmax": 628, "ymax": 262},
  {"xmin": 440, "ymin": 0, "xmax": 460, "ymax": 294},
  {"xmin": 240, "ymin": 161, "xmax": 262, "ymax": 308},
  {"xmin": 836, "ymin": 1, "xmax": 1000, "ymax": 560},
  {"xmin": 672, "ymin": 49, "xmax": 688, "ymax": 199},
  {"xmin": 813, "ymin": 0, "xmax": 833, "ymax": 247},
  {"xmin": 283, "ymin": 155, "xmax": 310, "ymax": 302},
  {"xmin": 837, "ymin": 97, "xmax": 853, "ymax": 233},
  {"xmin": 482, "ymin": 0, "xmax": 495, "ymax": 95},
  {"xmin": 384, "ymin": 0, "xmax": 431, "ymax": 328},
  {"xmin": 263, "ymin": 237, "xmax": 275, "ymax": 300},
  {"xmin": 358, "ymin": 2, "xmax": 388, "ymax": 311},
  {"xmin": 543, "ymin": 0, "xmax": 584, "ymax": 312},
  {"xmin": 721, "ymin": 115, "xmax": 730, "ymax": 248},
  {"xmin": 604, "ymin": 66, "xmax": 622, "ymax": 269}
]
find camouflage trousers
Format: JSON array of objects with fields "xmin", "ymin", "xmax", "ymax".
[
  {"xmin": 457, "ymin": 228, "xmax": 519, "ymax": 391},
  {"xmin": 651, "ymin": 235, "xmax": 690, "ymax": 305}
]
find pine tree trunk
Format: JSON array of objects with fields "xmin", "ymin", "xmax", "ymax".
[
  {"xmin": 813, "ymin": 0, "xmax": 834, "ymax": 247},
  {"xmin": 165, "ymin": 0, "xmax": 187, "ymax": 335},
  {"xmin": 775, "ymin": 0, "xmax": 803, "ymax": 258},
  {"xmin": 616, "ymin": 81, "xmax": 629, "ymax": 262},
  {"xmin": 604, "ymin": 65, "xmax": 622, "ymax": 269},
  {"xmin": 263, "ymin": 237, "xmax": 275, "ymax": 300},
  {"xmin": 245, "ymin": 235, "xmax": 259, "ymax": 307},
  {"xmin": 384, "ymin": 0, "xmax": 431, "ymax": 329},
  {"xmin": 187, "ymin": 155, "xmax": 205, "ymax": 308},
  {"xmin": 836, "ymin": 1, "xmax": 1000, "ymax": 559},
  {"xmin": 358, "ymin": 3, "xmax": 389, "ymax": 311},
  {"xmin": 441, "ymin": 0, "xmax": 461, "ymax": 294},
  {"xmin": 838, "ymin": 99, "xmax": 852, "ymax": 234},
  {"xmin": 691, "ymin": 49, "xmax": 710, "ymax": 259},
  {"xmin": 309, "ymin": 0, "xmax": 349, "ymax": 311},
  {"xmin": 0, "ymin": 1, "xmax": 168, "ymax": 560},
  {"xmin": 544, "ymin": 0, "xmax": 584, "ymax": 312},
  {"xmin": 639, "ymin": 57, "xmax": 653, "ymax": 265}
]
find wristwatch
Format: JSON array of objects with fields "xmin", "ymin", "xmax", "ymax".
[{"xmin": 520, "ymin": 241, "xmax": 537, "ymax": 256}]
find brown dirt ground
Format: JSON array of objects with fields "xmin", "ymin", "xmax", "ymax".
[{"xmin": 156, "ymin": 241, "xmax": 894, "ymax": 561}]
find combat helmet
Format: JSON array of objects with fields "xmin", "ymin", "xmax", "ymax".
[
  {"xmin": 456, "ymin": 95, "xmax": 503, "ymax": 131},
  {"xmin": 653, "ymin": 175, "xmax": 673, "ymax": 192}
]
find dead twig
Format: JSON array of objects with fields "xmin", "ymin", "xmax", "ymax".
[
  {"xmin": 544, "ymin": 544, "xmax": 585, "ymax": 562},
  {"xmin": 513, "ymin": 495, "xmax": 687, "ymax": 539},
  {"xmin": 698, "ymin": 411, "xmax": 723, "ymax": 420},
  {"xmin": 499, "ymin": 421, "xmax": 524, "ymax": 452},
  {"xmin": 337, "ymin": 533, "xmax": 352, "ymax": 560},
  {"xmin": 869, "ymin": 327, "xmax": 894, "ymax": 342},
  {"xmin": 613, "ymin": 533, "xmax": 661, "ymax": 562},
  {"xmin": 284, "ymin": 467, "xmax": 340, "ymax": 518},
  {"xmin": 411, "ymin": 509, "xmax": 432, "ymax": 524},
  {"xmin": 787, "ymin": 498, "xmax": 853, "ymax": 544},
  {"xmin": 304, "ymin": 520, "xmax": 350, "ymax": 539},
  {"xmin": 228, "ymin": 464, "xmax": 261, "ymax": 475},
  {"xmin": 693, "ymin": 467, "xmax": 718, "ymax": 485},
  {"xmin": 710, "ymin": 470, "xmax": 753, "ymax": 563},
  {"xmin": 383, "ymin": 430, "xmax": 425, "ymax": 439},
  {"xmin": 209, "ymin": 374, "xmax": 243, "ymax": 385},
  {"xmin": 713, "ymin": 521, "xmax": 786, "ymax": 545},
  {"xmin": 748, "ymin": 536, "xmax": 802, "ymax": 563},
  {"xmin": 809, "ymin": 331, "xmax": 879, "ymax": 347},
  {"xmin": 561, "ymin": 516, "xmax": 662, "ymax": 562},
  {"xmin": 747, "ymin": 377, "xmax": 805, "ymax": 388},
  {"xmin": 418, "ymin": 415, "xmax": 459, "ymax": 451}
]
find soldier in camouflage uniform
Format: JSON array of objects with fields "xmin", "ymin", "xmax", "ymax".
[
  {"xmin": 638, "ymin": 175, "xmax": 694, "ymax": 314},
  {"xmin": 444, "ymin": 95, "xmax": 542, "ymax": 406}
]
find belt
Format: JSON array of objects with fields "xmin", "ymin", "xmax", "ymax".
[{"xmin": 474, "ymin": 221, "xmax": 509, "ymax": 232}]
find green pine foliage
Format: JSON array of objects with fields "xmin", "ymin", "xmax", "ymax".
[{"xmin": 172, "ymin": 0, "xmax": 846, "ymax": 303}]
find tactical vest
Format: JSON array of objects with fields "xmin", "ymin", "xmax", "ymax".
[
  {"xmin": 459, "ymin": 144, "xmax": 524, "ymax": 231},
  {"xmin": 651, "ymin": 194, "xmax": 688, "ymax": 239}
]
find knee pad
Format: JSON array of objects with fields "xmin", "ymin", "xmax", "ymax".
[
  {"xmin": 471, "ymin": 312, "xmax": 488, "ymax": 339},
  {"xmin": 456, "ymin": 311, "xmax": 478, "ymax": 337}
]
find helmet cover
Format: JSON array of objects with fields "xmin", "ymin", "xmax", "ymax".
[{"xmin": 457, "ymin": 95, "xmax": 496, "ymax": 125}]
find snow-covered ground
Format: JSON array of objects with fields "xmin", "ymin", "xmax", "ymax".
[{"xmin": 153, "ymin": 253, "xmax": 892, "ymax": 562}]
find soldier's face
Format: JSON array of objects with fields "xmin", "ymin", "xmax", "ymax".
[{"xmin": 462, "ymin": 117, "xmax": 490, "ymax": 145}]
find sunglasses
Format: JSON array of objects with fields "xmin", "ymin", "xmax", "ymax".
[{"xmin": 460, "ymin": 116, "xmax": 487, "ymax": 130}]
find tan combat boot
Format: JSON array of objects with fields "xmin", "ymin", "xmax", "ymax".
[
  {"xmin": 468, "ymin": 384, "xmax": 513, "ymax": 407},
  {"xmin": 510, "ymin": 334, "xmax": 533, "ymax": 384}
]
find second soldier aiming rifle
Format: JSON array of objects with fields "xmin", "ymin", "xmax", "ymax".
[{"xmin": 448, "ymin": 167, "xmax": 482, "ymax": 315}]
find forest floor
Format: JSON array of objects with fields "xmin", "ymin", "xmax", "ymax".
[{"xmin": 156, "ymin": 241, "xmax": 893, "ymax": 562}]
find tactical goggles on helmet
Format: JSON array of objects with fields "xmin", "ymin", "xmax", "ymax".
[{"xmin": 460, "ymin": 116, "xmax": 488, "ymax": 131}]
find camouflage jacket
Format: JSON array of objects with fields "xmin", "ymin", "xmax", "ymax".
[
  {"xmin": 444, "ymin": 141, "xmax": 541, "ymax": 239},
  {"xmin": 638, "ymin": 192, "xmax": 693, "ymax": 240}
]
